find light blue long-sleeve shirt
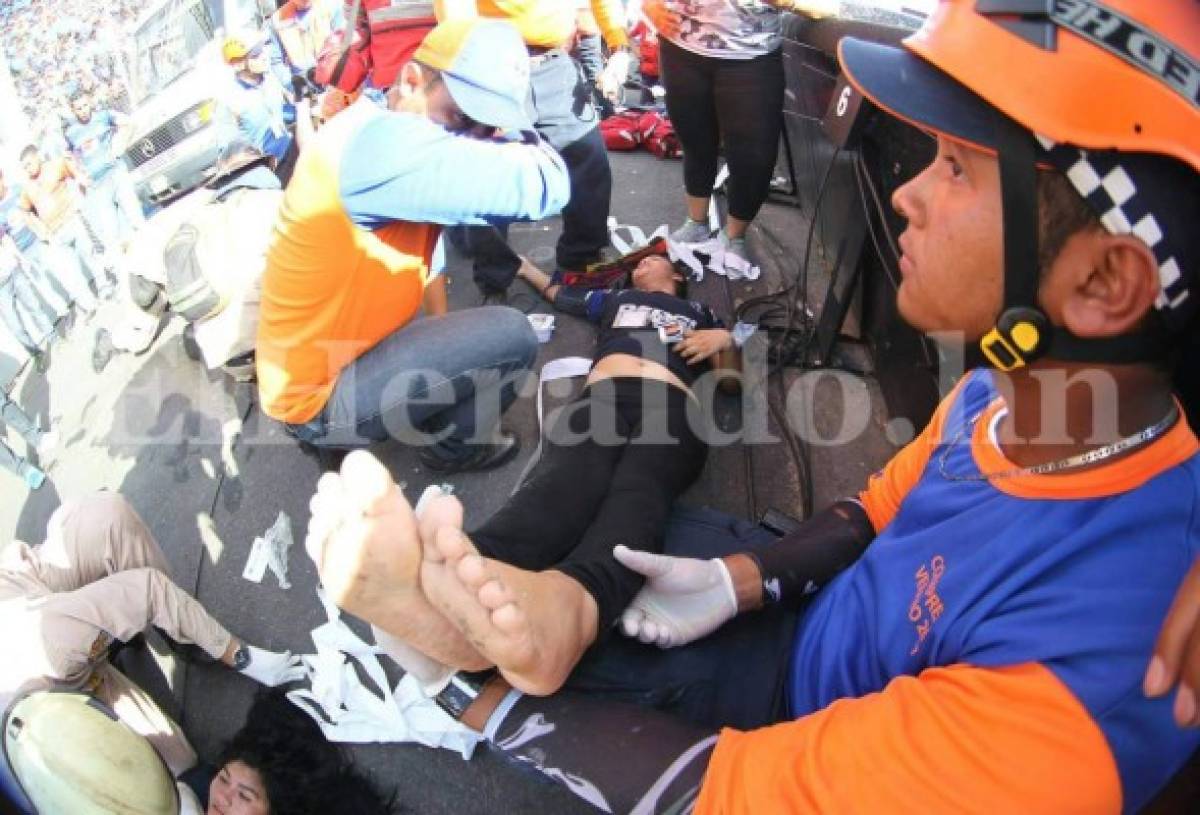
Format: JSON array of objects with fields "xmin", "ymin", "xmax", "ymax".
[{"xmin": 333, "ymin": 101, "xmax": 571, "ymax": 232}]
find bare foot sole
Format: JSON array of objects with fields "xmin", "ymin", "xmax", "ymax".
[
  {"xmin": 420, "ymin": 527, "xmax": 599, "ymax": 696},
  {"xmin": 306, "ymin": 450, "xmax": 485, "ymax": 668}
]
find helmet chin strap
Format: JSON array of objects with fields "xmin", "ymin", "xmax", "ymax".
[
  {"xmin": 978, "ymin": 110, "xmax": 1051, "ymax": 371},
  {"xmin": 978, "ymin": 111, "xmax": 1169, "ymax": 370}
]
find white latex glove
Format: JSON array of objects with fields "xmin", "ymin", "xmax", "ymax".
[
  {"xmin": 598, "ymin": 50, "xmax": 633, "ymax": 103},
  {"xmin": 614, "ymin": 545, "xmax": 738, "ymax": 648},
  {"xmin": 238, "ymin": 645, "xmax": 307, "ymax": 686}
]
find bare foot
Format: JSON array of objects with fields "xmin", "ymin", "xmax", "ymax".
[
  {"xmin": 305, "ymin": 450, "xmax": 487, "ymax": 669},
  {"xmin": 420, "ymin": 524, "xmax": 599, "ymax": 696},
  {"xmin": 515, "ymin": 257, "xmax": 557, "ymax": 301}
]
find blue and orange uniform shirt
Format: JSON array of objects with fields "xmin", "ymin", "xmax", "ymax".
[
  {"xmin": 257, "ymin": 98, "xmax": 569, "ymax": 424},
  {"xmin": 700, "ymin": 370, "xmax": 1200, "ymax": 813},
  {"xmin": 63, "ymin": 110, "xmax": 125, "ymax": 182}
]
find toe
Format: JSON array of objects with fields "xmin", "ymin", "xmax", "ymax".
[
  {"xmin": 490, "ymin": 602, "xmax": 528, "ymax": 638},
  {"xmin": 418, "ymin": 493, "xmax": 464, "ymax": 543},
  {"xmin": 340, "ymin": 450, "xmax": 395, "ymax": 511},
  {"xmin": 428, "ymin": 524, "xmax": 468, "ymax": 565},
  {"xmin": 477, "ymin": 578, "xmax": 514, "ymax": 611},
  {"xmin": 455, "ymin": 553, "xmax": 491, "ymax": 592}
]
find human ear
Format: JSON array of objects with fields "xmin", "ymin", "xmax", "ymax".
[
  {"xmin": 396, "ymin": 62, "xmax": 424, "ymax": 98},
  {"xmin": 1059, "ymin": 231, "xmax": 1160, "ymax": 339}
]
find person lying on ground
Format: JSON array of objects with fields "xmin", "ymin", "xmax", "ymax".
[
  {"xmin": 186, "ymin": 688, "xmax": 396, "ymax": 815},
  {"xmin": 308, "ymin": 254, "xmax": 745, "ymax": 696},
  {"xmin": 0, "ymin": 493, "xmax": 305, "ymax": 814}
]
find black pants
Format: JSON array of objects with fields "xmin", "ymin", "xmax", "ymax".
[
  {"xmin": 454, "ymin": 50, "xmax": 613, "ymax": 292},
  {"xmin": 659, "ymin": 38, "xmax": 784, "ymax": 223},
  {"xmin": 471, "ymin": 377, "xmax": 707, "ymax": 631}
]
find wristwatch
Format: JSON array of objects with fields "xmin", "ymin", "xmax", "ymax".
[
  {"xmin": 232, "ymin": 644, "xmax": 251, "ymax": 672},
  {"xmin": 433, "ymin": 670, "xmax": 496, "ymax": 720}
]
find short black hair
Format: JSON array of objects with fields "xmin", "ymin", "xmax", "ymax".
[
  {"xmin": 219, "ymin": 689, "xmax": 398, "ymax": 815},
  {"xmin": 19, "ymin": 144, "xmax": 38, "ymax": 161},
  {"xmin": 671, "ymin": 259, "xmax": 690, "ymax": 299},
  {"xmin": 1036, "ymin": 169, "xmax": 1101, "ymax": 277}
]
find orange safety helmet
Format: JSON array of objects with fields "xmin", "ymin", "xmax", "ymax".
[{"xmin": 838, "ymin": 0, "xmax": 1200, "ymax": 369}]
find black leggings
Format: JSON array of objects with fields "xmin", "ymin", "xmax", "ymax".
[
  {"xmin": 471, "ymin": 377, "xmax": 708, "ymax": 632},
  {"xmin": 659, "ymin": 38, "xmax": 785, "ymax": 223}
]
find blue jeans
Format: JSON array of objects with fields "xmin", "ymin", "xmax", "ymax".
[
  {"xmin": 19, "ymin": 241, "xmax": 71, "ymax": 317},
  {"xmin": 0, "ymin": 390, "xmax": 42, "ymax": 478},
  {"xmin": 85, "ymin": 165, "xmax": 147, "ymax": 254},
  {"xmin": 0, "ymin": 268, "xmax": 53, "ymax": 355},
  {"xmin": 573, "ymin": 32, "xmax": 615, "ymax": 118},
  {"xmin": 564, "ymin": 506, "xmax": 798, "ymax": 732},
  {"xmin": 454, "ymin": 50, "xmax": 613, "ymax": 292},
  {"xmin": 288, "ymin": 306, "xmax": 537, "ymax": 459}
]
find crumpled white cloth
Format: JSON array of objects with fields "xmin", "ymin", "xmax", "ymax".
[
  {"xmin": 669, "ymin": 236, "xmax": 761, "ymax": 282},
  {"xmin": 607, "ymin": 215, "xmax": 761, "ymax": 283},
  {"xmin": 286, "ymin": 587, "xmax": 483, "ymax": 758}
]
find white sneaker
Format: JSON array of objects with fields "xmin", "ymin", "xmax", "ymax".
[
  {"xmin": 670, "ymin": 218, "xmax": 712, "ymax": 244},
  {"xmin": 719, "ymin": 229, "xmax": 750, "ymax": 261}
]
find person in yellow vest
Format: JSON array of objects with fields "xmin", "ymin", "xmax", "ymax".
[
  {"xmin": 257, "ymin": 19, "xmax": 570, "ymax": 473},
  {"xmin": 435, "ymin": 0, "xmax": 630, "ymax": 300}
]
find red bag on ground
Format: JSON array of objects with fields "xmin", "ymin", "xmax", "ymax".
[
  {"xmin": 601, "ymin": 111, "xmax": 643, "ymax": 151},
  {"xmin": 638, "ymin": 111, "xmax": 682, "ymax": 159}
]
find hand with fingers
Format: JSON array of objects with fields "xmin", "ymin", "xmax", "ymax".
[
  {"xmin": 1147, "ymin": 558, "xmax": 1200, "ymax": 726},
  {"xmin": 598, "ymin": 49, "xmax": 633, "ymax": 103},
  {"xmin": 238, "ymin": 645, "xmax": 307, "ymax": 687},
  {"xmin": 674, "ymin": 328, "xmax": 733, "ymax": 364},
  {"xmin": 613, "ymin": 546, "xmax": 738, "ymax": 648}
]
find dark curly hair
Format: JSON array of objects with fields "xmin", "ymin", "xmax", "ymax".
[{"xmin": 218, "ymin": 689, "xmax": 399, "ymax": 815}]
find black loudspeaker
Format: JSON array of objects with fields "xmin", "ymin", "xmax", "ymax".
[{"xmin": 821, "ymin": 73, "xmax": 870, "ymax": 150}]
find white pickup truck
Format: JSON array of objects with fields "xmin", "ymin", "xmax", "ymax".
[{"xmin": 120, "ymin": 0, "xmax": 272, "ymax": 208}]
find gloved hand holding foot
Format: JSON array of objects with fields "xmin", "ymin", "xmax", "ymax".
[{"xmin": 614, "ymin": 546, "xmax": 738, "ymax": 648}]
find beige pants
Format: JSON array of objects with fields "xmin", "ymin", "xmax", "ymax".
[{"xmin": 5, "ymin": 493, "xmax": 233, "ymax": 776}]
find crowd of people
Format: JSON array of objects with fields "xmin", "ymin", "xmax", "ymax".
[
  {"xmin": 2, "ymin": 0, "xmax": 146, "ymax": 126},
  {"xmin": 3, "ymin": 0, "xmax": 1200, "ymax": 813}
]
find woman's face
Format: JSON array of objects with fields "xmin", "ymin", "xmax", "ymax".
[{"xmin": 208, "ymin": 760, "xmax": 269, "ymax": 815}]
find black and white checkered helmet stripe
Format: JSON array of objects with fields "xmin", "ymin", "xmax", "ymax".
[{"xmin": 1036, "ymin": 135, "xmax": 1191, "ymax": 331}]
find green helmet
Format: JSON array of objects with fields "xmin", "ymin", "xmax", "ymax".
[{"xmin": 3, "ymin": 691, "xmax": 178, "ymax": 815}]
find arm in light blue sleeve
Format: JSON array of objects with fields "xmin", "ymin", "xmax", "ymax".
[{"xmin": 339, "ymin": 113, "xmax": 571, "ymax": 230}]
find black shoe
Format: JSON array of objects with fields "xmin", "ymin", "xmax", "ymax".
[
  {"xmin": 480, "ymin": 288, "xmax": 508, "ymax": 307},
  {"xmin": 418, "ymin": 432, "xmax": 520, "ymax": 474}
]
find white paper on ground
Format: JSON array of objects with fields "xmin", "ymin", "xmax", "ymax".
[
  {"xmin": 243, "ymin": 511, "xmax": 295, "ymax": 588},
  {"xmin": 241, "ymin": 536, "xmax": 269, "ymax": 583},
  {"xmin": 286, "ymin": 586, "xmax": 484, "ymax": 758}
]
